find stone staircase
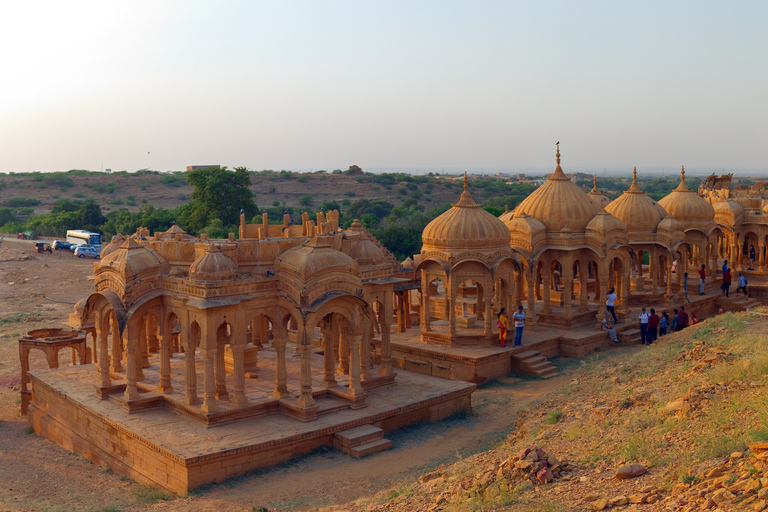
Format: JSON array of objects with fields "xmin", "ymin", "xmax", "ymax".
[
  {"xmin": 511, "ymin": 350, "xmax": 558, "ymax": 379},
  {"xmin": 333, "ymin": 424, "xmax": 392, "ymax": 458},
  {"xmin": 717, "ymin": 294, "xmax": 762, "ymax": 312},
  {"xmin": 617, "ymin": 327, "xmax": 643, "ymax": 345}
]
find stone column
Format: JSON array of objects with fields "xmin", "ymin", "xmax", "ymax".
[
  {"xmin": 760, "ymin": 242, "xmax": 766, "ymax": 274},
  {"xmin": 595, "ymin": 271, "xmax": 608, "ymax": 327},
  {"xmin": 297, "ymin": 323, "xmax": 315, "ymax": 408},
  {"xmin": 526, "ymin": 270, "xmax": 537, "ymax": 330},
  {"xmin": 124, "ymin": 324, "xmax": 139, "ymax": 400},
  {"xmin": 421, "ymin": 271, "xmax": 430, "ymax": 332},
  {"xmin": 215, "ymin": 337, "xmax": 228, "ymax": 400},
  {"xmin": 321, "ymin": 317, "xmax": 336, "ymax": 387},
  {"xmin": 272, "ymin": 326, "xmax": 289, "ymax": 399},
  {"xmin": 563, "ymin": 278, "xmax": 573, "ymax": 318},
  {"xmin": 158, "ymin": 332, "xmax": 173, "ymax": 394},
  {"xmin": 665, "ymin": 259, "xmax": 674, "ymax": 302},
  {"xmin": 337, "ymin": 321, "xmax": 349, "ymax": 375},
  {"xmin": 360, "ymin": 318, "xmax": 372, "ymax": 380},
  {"xmin": 483, "ymin": 283, "xmax": 493, "ymax": 337},
  {"xmin": 110, "ymin": 315, "xmax": 122, "ymax": 372},
  {"xmin": 97, "ymin": 319, "xmax": 111, "ymax": 387},
  {"xmin": 348, "ymin": 327, "xmax": 364, "ymax": 397},
  {"xmin": 579, "ymin": 267, "xmax": 588, "ymax": 312},
  {"xmin": 201, "ymin": 347, "xmax": 218, "ymax": 413},
  {"xmin": 182, "ymin": 327, "xmax": 199, "ymax": 406},
  {"xmin": 137, "ymin": 319, "xmax": 149, "ymax": 374},
  {"xmin": 231, "ymin": 344, "xmax": 248, "ymax": 406},
  {"xmin": 379, "ymin": 293, "xmax": 393, "ymax": 375},
  {"xmin": 448, "ymin": 280, "xmax": 457, "ymax": 337},
  {"xmin": 541, "ymin": 274, "xmax": 551, "ymax": 314}
]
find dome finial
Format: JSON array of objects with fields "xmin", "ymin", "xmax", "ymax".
[
  {"xmin": 681, "ymin": 165, "xmax": 685, "ymax": 182},
  {"xmin": 593, "ymin": 175, "xmax": 597, "ymax": 188},
  {"xmin": 633, "ymin": 166, "xmax": 638, "ymax": 184},
  {"xmin": 463, "ymin": 171, "xmax": 468, "ymax": 192},
  {"xmin": 504, "ymin": 204, "xmax": 509, "ymax": 213},
  {"xmin": 556, "ymin": 142, "xmax": 561, "ymax": 166}
]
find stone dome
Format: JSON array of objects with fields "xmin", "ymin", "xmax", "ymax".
[
  {"xmin": 714, "ymin": 199, "xmax": 744, "ymax": 216},
  {"xmin": 498, "ymin": 205, "xmax": 515, "ymax": 223},
  {"xmin": 513, "ymin": 147, "xmax": 601, "ymax": 232},
  {"xmin": 277, "ymin": 236, "xmax": 360, "ymax": 282},
  {"xmin": 587, "ymin": 176, "xmax": 612, "ymax": 208},
  {"xmin": 422, "ymin": 173, "xmax": 510, "ymax": 252},
  {"xmin": 658, "ymin": 167, "xmax": 716, "ymax": 223},
  {"xmin": 504, "ymin": 213, "xmax": 546, "ymax": 238},
  {"xmin": 100, "ymin": 234, "xmax": 125, "ymax": 259},
  {"xmin": 349, "ymin": 238, "xmax": 385, "ymax": 263},
  {"xmin": 98, "ymin": 237, "xmax": 169, "ymax": 281},
  {"xmin": 605, "ymin": 168, "xmax": 667, "ymax": 233},
  {"xmin": 189, "ymin": 243, "xmax": 238, "ymax": 281},
  {"xmin": 586, "ymin": 211, "xmax": 627, "ymax": 237}
]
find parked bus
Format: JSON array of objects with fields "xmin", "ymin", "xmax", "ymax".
[{"xmin": 66, "ymin": 230, "xmax": 102, "ymax": 246}]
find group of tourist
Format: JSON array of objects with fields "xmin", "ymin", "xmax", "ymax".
[
  {"xmin": 497, "ymin": 306, "xmax": 526, "ymax": 347},
  {"xmin": 601, "ymin": 304, "xmax": 698, "ymax": 345},
  {"xmin": 720, "ymin": 259, "xmax": 749, "ymax": 298}
]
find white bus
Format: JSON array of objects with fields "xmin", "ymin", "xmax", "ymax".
[{"xmin": 66, "ymin": 230, "xmax": 102, "ymax": 246}]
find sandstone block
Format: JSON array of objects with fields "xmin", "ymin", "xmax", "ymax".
[
  {"xmin": 591, "ymin": 498, "xmax": 609, "ymax": 510},
  {"xmin": 610, "ymin": 495, "xmax": 628, "ymax": 506}
]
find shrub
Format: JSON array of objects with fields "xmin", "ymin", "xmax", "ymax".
[
  {"xmin": 296, "ymin": 175, "xmax": 309, "ymax": 183},
  {"xmin": 160, "ymin": 174, "xmax": 186, "ymax": 187},
  {"xmin": 544, "ymin": 410, "xmax": 563, "ymax": 424},
  {"xmin": 4, "ymin": 197, "xmax": 40, "ymax": 207},
  {"xmin": 297, "ymin": 194, "xmax": 314, "ymax": 206},
  {"xmin": 344, "ymin": 190, "xmax": 356, "ymax": 197}
]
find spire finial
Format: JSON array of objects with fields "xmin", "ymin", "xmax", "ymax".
[
  {"xmin": 593, "ymin": 175, "xmax": 597, "ymax": 188},
  {"xmin": 681, "ymin": 165, "xmax": 685, "ymax": 182},
  {"xmin": 556, "ymin": 142, "xmax": 561, "ymax": 166},
  {"xmin": 504, "ymin": 204, "xmax": 509, "ymax": 213},
  {"xmin": 633, "ymin": 166, "xmax": 637, "ymax": 184},
  {"xmin": 463, "ymin": 171, "xmax": 468, "ymax": 192}
]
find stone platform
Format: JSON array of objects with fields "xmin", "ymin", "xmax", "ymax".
[{"xmin": 27, "ymin": 347, "xmax": 474, "ymax": 494}]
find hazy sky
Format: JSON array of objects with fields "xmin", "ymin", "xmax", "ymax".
[{"xmin": 1, "ymin": 1, "xmax": 766, "ymax": 174}]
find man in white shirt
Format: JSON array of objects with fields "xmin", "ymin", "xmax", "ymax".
[
  {"xmin": 606, "ymin": 288, "xmax": 618, "ymax": 324},
  {"xmin": 639, "ymin": 307, "xmax": 650, "ymax": 345},
  {"xmin": 513, "ymin": 306, "xmax": 526, "ymax": 346}
]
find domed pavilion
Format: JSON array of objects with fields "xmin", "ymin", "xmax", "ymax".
[
  {"xmin": 505, "ymin": 146, "xmax": 633, "ymax": 328},
  {"xmin": 658, "ymin": 167, "xmax": 720, "ymax": 277},
  {"xmin": 605, "ymin": 167, "xmax": 686, "ymax": 303},
  {"xmin": 418, "ymin": 173, "xmax": 519, "ymax": 345},
  {"xmin": 587, "ymin": 175, "xmax": 612, "ymax": 208}
]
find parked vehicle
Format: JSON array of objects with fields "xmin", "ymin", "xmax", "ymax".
[
  {"xmin": 74, "ymin": 245, "xmax": 100, "ymax": 259},
  {"xmin": 51, "ymin": 240, "xmax": 73, "ymax": 251},
  {"xmin": 70, "ymin": 243, "xmax": 101, "ymax": 252},
  {"xmin": 35, "ymin": 242, "xmax": 52, "ymax": 254}
]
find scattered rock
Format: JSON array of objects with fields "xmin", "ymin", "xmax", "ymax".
[{"xmin": 616, "ymin": 464, "xmax": 648, "ymax": 480}]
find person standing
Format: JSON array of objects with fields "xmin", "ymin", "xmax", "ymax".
[
  {"xmin": 659, "ymin": 311, "xmax": 669, "ymax": 337},
  {"xmin": 677, "ymin": 306, "xmax": 689, "ymax": 331},
  {"xmin": 750, "ymin": 245, "xmax": 756, "ymax": 271},
  {"xmin": 670, "ymin": 309, "xmax": 679, "ymax": 333},
  {"xmin": 497, "ymin": 309, "xmax": 509, "ymax": 347},
  {"xmin": 513, "ymin": 305, "xmax": 526, "ymax": 346},
  {"xmin": 683, "ymin": 272, "xmax": 690, "ymax": 303},
  {"xmin": 722, "ymin": 268, "xmax": 732, "ymax": 298},
  {"xmin": 606, "ymin": 288, "xmax": 618, "ymax": 324},
  {"xmin": 737, "ymin": 272, "xmax": 748, "ymax": 297},
  {"xmin": 722, "ymin": 259, "xmax": 729, "ymax": 274},
  {"xmin": 648, "ymin": 308, "xmax": 659, "ymax": 343},
  {"xmin": 639, "ymin": 307, "xmax": 650, "ymax": 345},
  {"xmin": 699, "ymin": 264, "xmax": 706, "ymax": 295}
]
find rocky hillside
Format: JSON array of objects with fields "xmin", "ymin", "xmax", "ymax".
[{"xmin": 337, "ymin": 310, "xmax": 768, "ymax": 511}]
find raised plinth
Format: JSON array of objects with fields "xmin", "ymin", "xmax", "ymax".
[{"xmin": 27, "ymin": 365, "xmax": 474, "ymax": 494}]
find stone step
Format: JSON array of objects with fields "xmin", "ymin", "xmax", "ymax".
[
  {"xmin": 535, "ymin": 367, "xmax": 559, "ymax": 379},
  {"xmin": 514, "ymin": 350, "xmax": 539, "ymax": 360},
  {"xmin": 528, "ymin": 361, "xmax": 551, "ymax": 371},
  {"xmin": 334, "ymin": 424, "xmax": 385, "ymax": 452},
  {"xmin": 350, "ymin": 438, "xmax": 393, "ymax": 458},
  {"xmin": 522, "ymin": 355, "xmax": 546, "ymax": 365}
]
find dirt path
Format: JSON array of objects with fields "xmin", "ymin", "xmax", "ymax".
[{"xmin": 0, "ymin": 240, "xmax": 572, "ymax": 511}]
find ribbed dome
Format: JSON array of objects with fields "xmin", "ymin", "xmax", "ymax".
[
  {"xmin": 422, "ymin": 173, "xmax": 510, "ymax": 252},
  {"xmin": 586, "ymin": 211, "xmax": 627, "ymax": 236},
  {"xmin": 100, "ymin": 234, "xmax": 125, "ymax": 259},
  {"xmin": 605, "ymin": 168, "xmax": 667, "ymax": 233},
  {"xmin": 504, "ymin": 213, "xmax": 546, "ymax": 238},
  {"xmin": 513, "ymin": 147, "xmax": 601, "ymax": 232},
  {"xmin": 658, "ymin": 167, "xmax": 715, "ymax": 222},
  {"xmin": 587, "ymin": 176, "xmax": 612, "ymax": 208},
  {"xmin": 349, "ymin": 239, "xmax": 385, "ymax": 263},
  {"xmin": 98, "ymin": 237, "xmax": 168, "ymax": 281},
  {"xmin": 713, "ymin": 199, "xmax": 744, "ymax": 216},
  {"xmin": 189, "ymin": 243, "xmax": 238, "ymax": 281},
  {"xmin": 277, "ymin": 235, "xmax": 360, "ymax": 281}
]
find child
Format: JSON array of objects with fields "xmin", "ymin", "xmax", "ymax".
[{"xmin": 659, "ymin": 311, "xmax": 669, "ymax": 336}]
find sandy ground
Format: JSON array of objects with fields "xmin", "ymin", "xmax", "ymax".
[{"xmin": 0, "ymin": 237, "xmax": 571, "ymax": 512}]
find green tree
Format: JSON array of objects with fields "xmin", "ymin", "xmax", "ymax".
[
  {"xmin": 78, "ymin": 201, "xmax": 106, "ymax": 230},
  {"xmin": 182, "ymin": 166, "xmax": 257, "ymax": 233}
]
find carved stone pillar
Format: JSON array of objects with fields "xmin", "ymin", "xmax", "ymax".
[
  {"xmin": 665, "ymin": 260, "xmax": 674, "ymax": 303},
  {"xmin": 321, "ymin": 318, "xmax": 336, "ymax": 387},
  {"xmin": 760, "ymin": 242, "xmax": 766, "ymax": 274},
  {"xmin": 379, "ymin": 294, "xmax": 393, "ymax": 375},
  {"xmin": 595, "ymin": 272, "xmax": 608, "ymax": 327},
  {"xmin": 360, "ymin": 318, "xmax": 372, "ymax": 380},
  {"xmin": 348, "ymin": 331, "xmax": 364, "ymax": 397},
  {"xmin": 124, "ymin": 325, "xmax": 139, "ymax": 401},
  {"xmin": 421, "ymin": 272, "xmax": 431, "ymax": 332},
  {"xmin": 158, "ymin": 334, "xmax": 172, "ymax": 394},
  {"xmin": 182, "ymin": 332, "xmax": 199, "ymax": 405},
  {"xmin": 563, "ymin": 278, "xmax": 573, "ymax": 318},
  {"xmin": 201, "ymin": 347, "xmax": 218, "ymax": 413},
  {"xmin": 110, "ymin": 315, "xmax": 122, "ymax": 372},
  {"xmin": 541, "ymin": 275, "xmax": 551, "ymax": 314},
  {"xmin": 215, "ymin": 339, "xmax": 228, "ymax": 400},
  {"xmin": 483, "ymin": 283, "xmax": 493, "ymax": 338},
  {"xmin": 97, "ymin": 320, "xmax": 111, "ymax": 387},
  {"xmin": 273, "ymin": 318, "xmax": 289, "ymax": 399},
  {"xmin": 231, "ymin": 344, "xmax": 248, "ymax": 407},
  {"xmin": 526, "ymin": 270, "xmax": 537, "ymax": 330},
  {"xmin": 337, "ymin": 321, "xmax": 349, "ymax": 375},
  {"xmin": 579, "ymin": 268, "xmax": 588, "ymax": 312},
  {"xmin": 297, "ymin": 324, "xmax": 315, "ymax": 408},
  {"xmin": 448, "ymin": 282, "xmax": 457, "ymax": 337}
]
